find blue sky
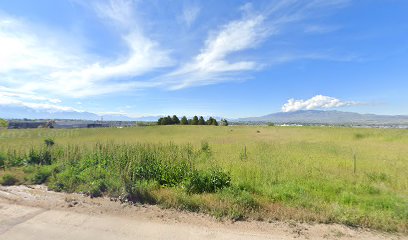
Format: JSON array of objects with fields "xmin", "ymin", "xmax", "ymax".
[{"xmin": 0, "ymin": 0, "xmax": 407, "ymax": 118}]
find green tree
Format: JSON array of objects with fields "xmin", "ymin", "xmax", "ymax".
[
  {"xmin": 160, "ymin": 117, "xmax": 171, "ymax": 125},
  {"xmin": 198, "ymin": 116, "xmax": 206, "ymax": 125},
  {"xmin": 157, "ymin": 117, "xmax": 163, "ymax": 125},
  {"xmin": 191, "ymin": 116, "xmax": 199, "ymax": 125},
  {"xmin": 0, "ymin": 119, "xmax": 8, "ymax": 128},
  {"xmin": 206, "ymin": 117, "xmax": 218, "ymax": 126},
  {"xmin": 172, "ymin": 115, "xmax": 180, "ymax": 124},
  {"xmin": 220, "ymin": 119, "xmax": 228, "ymax": 126},
  {"xmin": 180, "ymin": 116, "xmax": 188, "ymax": 125}
]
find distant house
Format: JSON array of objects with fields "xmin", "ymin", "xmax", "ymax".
[{"xmin": 7, "ymin": 121, "xmax": 47, "ymax": 129}]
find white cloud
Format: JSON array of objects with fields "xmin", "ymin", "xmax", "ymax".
[
  {"xmin": 0, "ymin": 87, "xmax": 79, "ymax": 113},
  {"xmin": 0, "ymin": 94, "xmax": 80, "ymax": 113},
  {"xmin": 164, "ymin": 0, "xmax": 350, "ymax": 90},
  {"xmin": 0, "ymin": 87, "xmax": 61, "ymax": 103},
  {"xmin": 282, "ymin": 95, "xmax": 359, "ymax": 112},
  {"xmin": 165, "ymin": 13, "xmax": 267, "ymax": 90},
  {"xmin": 0, "ymin": 0, "xmax": 173, "ymax": 98},
  {"xmin": 181, "ymin": 4, "xmax": 200, "ymax": 27}
]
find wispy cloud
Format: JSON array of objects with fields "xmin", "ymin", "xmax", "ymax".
[
  {"xmin": 181, "ymin": 4, "xmax": 200, "ymax": 27},
  {"xmin": 304, "ymin": 24, "xmax": 340, "ymax": 34},
  {"xmin": 163, "ymin": 0, "xmax": 350, "ymax": 90},
  {"xmin": 165, "ymin": 12, "xmax": 268, "ymax": 90},
  {"xmin": 0, "ymin": 0, "xmax": 173, "ymax": 99},
  {"xmin": 281, "ymin": 95, "xmax": 359, "ymax": 112},
  {"xmin": 48, "ymin": 0, "xmax": 173, "ymax": 97},
  {"xmin": 0, "ymin": 93, "xmax": 80, "ymax": 113}
]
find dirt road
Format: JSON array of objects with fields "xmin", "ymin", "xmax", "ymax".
[{"xmin": 0, "ymin": 186, "xmax": 404, "ymax": 240}]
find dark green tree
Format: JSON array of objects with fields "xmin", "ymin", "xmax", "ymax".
[
  {"xmin": 157, "ymin": 117, "xmax": 163, "ymax": 125},
  {"xmin": 160, "ymin": 116, "xmax": 171, "ymax": 125},
  {"xmin": 220, "ymin": 119, "xmax": 228, "ymax": 126},
  {"xmin": 167, "ymin": 115, "xmax": 174, "ymax": 125},
  {"xmin": 172, "ymin": 115, "xmax": 180, "ymax": 124},
  {"xmin": 180, "ymin": 116, "xmax": 188, "ymax": 125},
  {"xmin": 206, "ymin": 117, "xmax": 214, "ymax": 125},
  {"xmin": 207, "ymin": 117, "xmax": 218, "ymax": 126},
  {"xmin": 191, "ymin": 116, "xmax": 199, "ymax": 125},
  {"xmin": 198, "ymin": 116, "xmax": 206, "ymax": 125}
]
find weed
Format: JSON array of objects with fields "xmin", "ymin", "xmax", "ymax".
[
  {"xmin": 1, "ymin": 174, "xmax": 18, "ymax": 186},
  {"xmin": 185, "ymin": 168, "xmax": 231, "ymax": 194}
]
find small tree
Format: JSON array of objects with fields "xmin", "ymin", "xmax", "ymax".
[
  {"xmin": 198, "ymin": 116, "xmax": 206, "ymax": 125},
  {"xmin": 191, "ymin": 116, "xmax": 199, "ymax": 125},
  {"xmin": 0, "ymin": 119, "xmax": 8, "ymax": 128},
  {"xmin": 166, "ymin": 115, "xmax": 174, "ymax": 125},
  {"xmin": 180, "ymin": 116, "xmax": 188, "ymax": 125},
  {"xmin": 172, "ymin": 115, "xmax": 180, "ymax": 124},
  {"xmin": 206, "ymin": 117, "xmax": 218, "ymax": 126},
  {"xmin": 157, "ymin": 117, "xmax": 163, "ymax": 125},
  {"xmin": 220, "ymin": 119, "xmax": 228, "ymax": 126},
  {"xmin": 160, "ymin": 118, "xmax": 166, "ymax": 125}
]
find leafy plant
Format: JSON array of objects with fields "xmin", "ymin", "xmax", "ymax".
[
  {"xmin": 1, "ymin": 174, "xmax": 18, "ymax": 186},
  {"xmin": 44, "ymin": 138, "xmax": 55, "ymax": 147},
  {"xmin": 185, "ymin": 168, "xmax": 231, "ymax": 194}
]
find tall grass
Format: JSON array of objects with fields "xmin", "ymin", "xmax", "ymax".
[{"xmin": 0, "ymin": 126, "xmax": 407, "ymax": 232}]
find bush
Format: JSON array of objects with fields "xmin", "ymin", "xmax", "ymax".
[
  {"xmin": 0, "ymin": 153, "xmax": 6, "ymax": 170},
  {"xmin": 86, "ymin": 179, "xmax": 108, "ymax": 198},
  {"xmin": 185, "ymin": 168, "xmax": 231, "ymax": 194},
  {"xmin": 1, "ymin": 174, "xmax": 18, "ymax": 186},
  {"xmin": 200, "ymin": 141, "xmax": 211, "ymax": 153},
  {"xmin": 27, "ymin": 148, "xmax": 53, "ymax": 165},
  {"xmin": 44, "ymin": 138, "xmax": 55, "ymax": 147},
  {"xmin": 123, "ymin": 180, "xmax": 159, "ymax": 204},
  {"xmin": 30, "ymin": 166, "xmax": 53, "ymax": 184}
]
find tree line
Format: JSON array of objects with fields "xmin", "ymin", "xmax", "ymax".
[{"xmin": 157, "ymin": 115, "xmax": 228, "ymax": 126}]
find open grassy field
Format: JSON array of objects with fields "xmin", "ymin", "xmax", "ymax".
[{"xmin": 0, "ymin": 126, "xmax": 407, "ymax": 232}]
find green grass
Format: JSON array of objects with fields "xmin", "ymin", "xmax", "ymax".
[{"xmin": 0, "ymin": 126, "xmax": 407, "ymax": 232}]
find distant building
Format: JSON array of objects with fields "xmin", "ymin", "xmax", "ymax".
[
  {"xmin": 7, "ymin": 120, "xmax": 136, "ymax": 129},
  {"xmin": 8, "ymin": 121, "xmax": 47, "ymax": 129}
]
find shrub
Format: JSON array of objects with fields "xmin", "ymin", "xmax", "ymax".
[
  {"xmin": 0, "ymin": 152, "xmax": 6, "ymax": 170},
  {"xmin": 123, "ymin": 180, "xmax": 159, "ymax": 204},
  {"xmin": 30, "ymin": 166, "xmax": 53, "ymax": 184},
  {"xmin": 86, "ymin": 179, "xmax": 108, "ymax": 198},
  {"xmin": 200, "ymin": 141, "xmax": 211, "ymax": 153},
  {"xmin": 28, "ymin": 148, "xmax": 52, "ymax": 165},
  {"xmin": 44, "ymin": 138, "xmax": 55, "ymax": 147},
  {"xmin": 1, "ymin": 174, "xmax": 18, "ymax": 186},
  {"xmin": 185, "ymin": 168, "xmax": 231, "ymax": 194}
]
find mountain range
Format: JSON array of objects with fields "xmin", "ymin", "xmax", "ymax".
[
  {"xmin": 1, "ymin": 105, "xmax": 408, "ymax": 125},
  {"xmin": 236, "ymin": 110, "xmax": 408, "ymax": 125}
]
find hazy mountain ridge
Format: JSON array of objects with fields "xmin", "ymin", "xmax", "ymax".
[{"xmin": 237, "ymin": 110, "xmax": 408, "ymax": 125}]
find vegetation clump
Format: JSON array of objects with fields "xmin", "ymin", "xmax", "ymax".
[
  {"xmin": 1, "ymin": 174, "xmax": 18, "ymax": 186},
  {"xmin": 157, "ymin": 115, "xmax": 219, "ymax": 126},
  {"xmin": 0, "ymin": 118, "xmax": 8, "ymax": 128},
  {"xmin": 185, "ymin": 169, "xmax": 231, "ymax": 194}
]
